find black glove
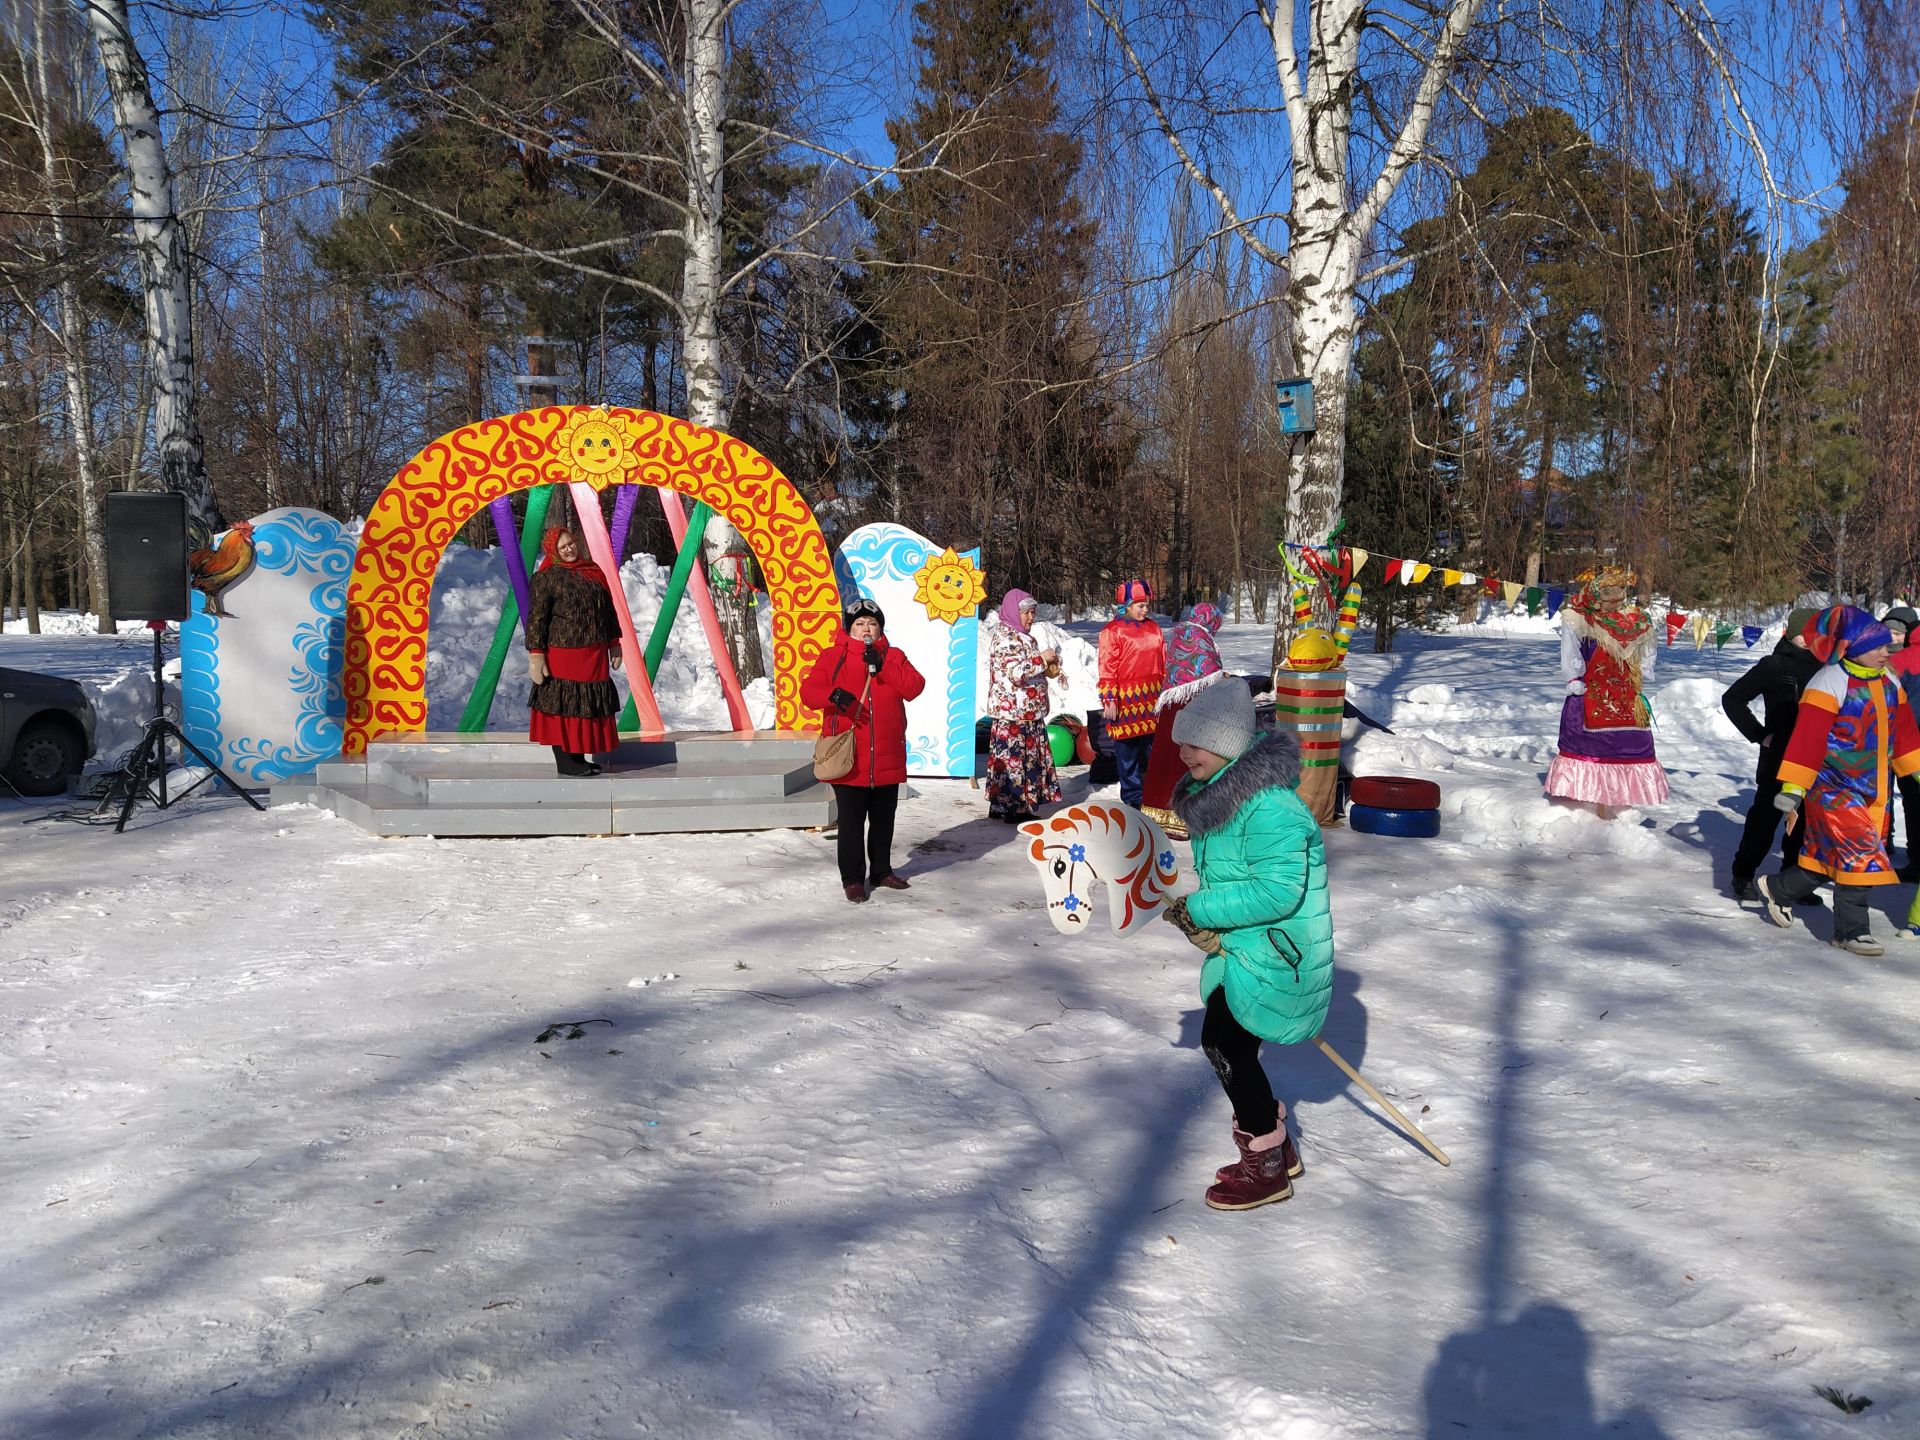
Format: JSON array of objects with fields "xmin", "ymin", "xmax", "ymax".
[
  {"xmin": 864, "ymin": 643, "xmax": 883, "ymax": 673},
  {"xmin": 828, "ymin": 687, "xmax": 857, "ymax": 712}
]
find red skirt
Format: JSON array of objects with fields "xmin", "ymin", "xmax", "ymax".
[
  {"xmin": 529, "ymin": 645, "xmax": 620, "ymax": 754},
  {"xmin": 1141, "ymin": 704, "xmax": 1187, "ymax": 813}
]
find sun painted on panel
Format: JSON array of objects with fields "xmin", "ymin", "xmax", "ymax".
[
  {"xmin": 556, "ymin": 408, "xmax": 642, "ymax": 487},
  {"xmin": 913, "ymin": 546, "xmax": 986, "ymax": 624}
]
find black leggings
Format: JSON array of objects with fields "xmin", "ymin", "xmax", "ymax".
[
  {"xmin": 1201, "ymin": 986, "xmax": 1279, "ymax": 1135},
  {"xmin": 834, "ymin": 783, "xmax": 899, "ymax": 887}
]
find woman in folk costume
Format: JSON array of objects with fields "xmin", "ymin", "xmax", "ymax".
[
  {"xmin": 985, "ymin": 589, "xmax": 1063, "ymax": 823},
  {"xmin": 1543, "ymin": 564, "xmax": 1669, "ymax": 812},
  {"xmin": 1141, "ymin": 602, "xmax": 1228, "ymax": 836},
  {"xmin": 1098, "ymin": 579, "xmax": 1166, "ymax": 809},
  {"xmin": 525, "ymin": 524, "xmax": 623, "ymax": 776},
  {"xmin": 1761, "ymin": 605, "xmax": 1919, "ymax": 956}
]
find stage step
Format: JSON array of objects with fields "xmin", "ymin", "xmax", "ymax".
[{"xmin": 273, "ymin": 731, "xmax": 839, "ymax": 837}]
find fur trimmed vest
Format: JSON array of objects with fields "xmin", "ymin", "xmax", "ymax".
[{"xmin": 1173, "ymin": 731, "xmax": 1335, "ymax": 1045}]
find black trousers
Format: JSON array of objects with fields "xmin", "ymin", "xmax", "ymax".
[
  {"xmin": 1769, "ymin": 864, "xmax": 1872, "ymax": 942},
  {"xmin": 1201, "ymin": 986, "xmax": 1279, "ymax": 1135},
  {"xmin": 1731, "ymin": 763, "xmax": 1805, "ymax": 880},
  {"xmin": 1889, "ymin": 772, "xmax": 1920, "ymax": 862},
  {"xmin": 833, "ymin": 783, "xmax": 899, "ymax": 887}
]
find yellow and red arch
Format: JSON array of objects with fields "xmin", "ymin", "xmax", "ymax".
[{"xmin": 342, "ymin": 407, "xmax": 841, "ymax": 754}]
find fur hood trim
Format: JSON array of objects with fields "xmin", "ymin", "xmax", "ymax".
[{"xmin": 1173, "ymin": 729, "xmax": 1302, "ymax": 836}]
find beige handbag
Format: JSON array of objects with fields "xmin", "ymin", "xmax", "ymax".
[{"xmin": 813, "ymin": 673, "xmax": 873, "ymax": 782}]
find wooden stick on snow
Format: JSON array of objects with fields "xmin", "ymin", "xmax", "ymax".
[{"xmin": 1313, "ymin": 1036, "xmax": 1451, "ymax": 1167}]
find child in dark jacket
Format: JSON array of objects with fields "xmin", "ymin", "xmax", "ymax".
[
  {"xmin": 1721, "ymin": 607, "xmax": 1820, "ymax": 900},
  {"xmin": 1161, "ymin": 681, "xmax": 1333, "ymax": 1213}
]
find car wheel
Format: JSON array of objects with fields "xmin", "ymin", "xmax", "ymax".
[{"xmin": 7, "ymin": 717, "xmax": 83, "ymax": 797}]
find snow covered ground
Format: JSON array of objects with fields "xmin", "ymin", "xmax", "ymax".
[{"xmin": 2, "ymin": 613, "xmax": 1916, "ymax": 1438}]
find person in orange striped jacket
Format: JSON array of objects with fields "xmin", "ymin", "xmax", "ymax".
[
  {"xmin": 1761, "ymin": 604, "xmax": 1920, "ymax": 956},
  {"xmin": 1098, "ymin": 580, "xmax": 1166, "ymax": 808}
]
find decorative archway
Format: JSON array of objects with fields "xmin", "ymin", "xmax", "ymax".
[{"xmin": 342, "ymin": 407, "xmax": 841, "ymax": 754}]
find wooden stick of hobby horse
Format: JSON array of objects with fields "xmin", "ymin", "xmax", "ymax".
[{"xmin": 1313, "ymin": 1036, "xmax": 1451, "ymax": 1167}]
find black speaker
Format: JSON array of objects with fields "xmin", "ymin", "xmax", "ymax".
[{"xmin": 106, "ymin": 491, "xmax": 190, "ymax": 622}]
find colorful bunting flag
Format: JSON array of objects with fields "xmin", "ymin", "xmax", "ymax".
[
  {"xmin": 1547, "ymin": 588, "xmax": 1566, "ymax": 618},
  {"xmin": 1383, "ymin": 558, "xmax": 1403, "ymax": 584},
  {"xmin": 1411, "ymin": 562, "xmax": 1433, "ymax": 584},
  {"xmin": 1349, "ymin": 547, "xmax": 1369, "ymax": 577},
  {"xmin": 1714, "ymin": 622, "xmax": 1736, "ymax": 649},
  {"xmin": 1460, "ymin": 572, "xmax": 1478, "ymax": 588},
  {"xmin": 1691, "ymin": 614, "xmax": 1711, "ymax": 649},
  {"xmin": 1741, "ymin": 625, "xmax": 1762, "ymax": 648},
  {"xmin": 1665, "ymin": 611, "xmax": 1688, "ymax": 646},
  {"xmin": 1502, "ymin": 581, "xmax": 1523, "ymax": 609},
  {"xmin": 1524, "ymin": 587, "xmax": 1544, "ymax": 616}
]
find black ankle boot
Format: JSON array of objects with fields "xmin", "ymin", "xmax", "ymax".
[{"xmin": 553, "ymin": 747, "xmax": 591, "ymax": 777}]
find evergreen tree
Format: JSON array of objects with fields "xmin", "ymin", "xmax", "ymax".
[{"xmin": 857, "ymin": 0, "xmax": 1127, "ymax": 598}]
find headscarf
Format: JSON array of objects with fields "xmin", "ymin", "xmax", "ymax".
[
  {"xmin": 998, "ymin": 589, "xmax": 1036, "ymax": 634},
  {"xmin": 1804, "ymin": 604, "xmax": 1890, "ymax": 666},
  {"xmin": 1185, "ymin": 602, "xmax": 1223, "ymax": 635},
  {"xmin": 539, "ymin": 526, "xmax": 607, "ymax": 588}
]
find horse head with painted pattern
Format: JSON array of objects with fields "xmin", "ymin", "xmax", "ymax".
[{"xmin": 1019, "ymin": 803, "xmax": 1180, "ymax": 937}]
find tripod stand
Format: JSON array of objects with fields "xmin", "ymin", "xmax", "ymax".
[{"xmin": 113, "ymin": 621, "xmax": 265, "ymax": 833}]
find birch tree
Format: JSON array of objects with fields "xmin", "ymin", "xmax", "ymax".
[
  {"xmin": 83, "ymin": 0, "xmax": 220, "ymax": 534},
  {"xmin": 1088, "ymin": 0, "xmax": 1486, "ymax": 557},
  {"xmin": 0, "ymin": 0, "xmax": 113, "ymax": 625}
]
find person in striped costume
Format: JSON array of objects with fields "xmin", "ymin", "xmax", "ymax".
[
  {"xmin": 1098, "ymin": 580, "xmax": 1166, "ymax": 808},
  {"xmin": 1760, "ymin": 605, "xmax": 1920, "ymax": 956}
]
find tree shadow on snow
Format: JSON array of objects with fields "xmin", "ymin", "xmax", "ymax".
[{"xmin": 1419, "ymin": 866, "xmax": 1674, "ymax": 1440}]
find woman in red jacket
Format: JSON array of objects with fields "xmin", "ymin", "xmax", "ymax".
[{"xmin": 801, "ymin": 597, "xmax": 927, "ymax": 903}]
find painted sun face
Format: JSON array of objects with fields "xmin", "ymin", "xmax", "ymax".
[
  {"xmin": 556, "ymin": 408, "xmax": 641, "ymax": 487},
  {"xmin": 912, "ymin": 546, "xmax": 987, "ymax": 625}
]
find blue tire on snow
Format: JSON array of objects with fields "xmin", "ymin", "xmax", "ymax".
[{"xmin": 1348, "ymin": 803, "xmax": 1441, "ymax": 838}]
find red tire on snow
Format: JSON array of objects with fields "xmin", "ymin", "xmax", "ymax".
[{"xmin": 1349, "ymin": 775, "xmax": 1441, "ymax": 811}]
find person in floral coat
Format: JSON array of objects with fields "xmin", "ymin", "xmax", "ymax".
[
  {"xmin": 1099, "ymin": 579, "xmax": 1166, "ymax": 808},
  {"xmin": 986, "ymin": 589, "xmax": 1062, "ymax": 822}
]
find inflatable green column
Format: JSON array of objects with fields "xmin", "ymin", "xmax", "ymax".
[
  {"xmin": 457, "ymin": 485, "xmax": 556, "ymax": 731},
  {"xmin": 618, "ymin": 500, "xmax": 714, "ymax": 731}
]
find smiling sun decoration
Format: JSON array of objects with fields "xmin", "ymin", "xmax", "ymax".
[
  {"xmin": 556, "ymin": 408, "xmax": 643, "ymax": 489},
  {"xmin": 912, "ymin": 547, "xmax": 987, "ymax": 625}
]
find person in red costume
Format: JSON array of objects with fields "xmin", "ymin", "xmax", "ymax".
[
  {"xmin": 801, "ymin": 597, "xmax": 927, "ymax": 904},
  {"xmin": 526, "ymin": 524, "xmax": 622, "ymax": 776},
  {"xmin": 1098, "ymin": 579, "xmax": 1166, "ymax": 808}
]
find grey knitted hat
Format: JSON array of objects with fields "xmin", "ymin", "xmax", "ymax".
[{"xmin": 1171, "ymin": 678, "xmax": 1257, "ymax": 759}]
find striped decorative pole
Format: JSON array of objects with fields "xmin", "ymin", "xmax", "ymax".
[{"xmin": 1272, "ymin": 668, "xmax": 1346, "ymax": 824}]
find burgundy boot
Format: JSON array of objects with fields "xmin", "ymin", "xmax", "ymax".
[
  {"xmin": 1215, "ymin": 1117, "xmax": 1305, "ymax": 1184},
  {"xmin": 1205, "ymin": 1126, "xmax": 1294, "ymax": 1210},
  {"xmin": 844, "ymin": 883, "xmax": 868, "ymax": 904}
]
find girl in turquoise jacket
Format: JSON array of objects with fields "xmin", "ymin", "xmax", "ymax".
[{"xmin": 1163, "ymin": 680, "xmax": 1335, "ymax": 1211}]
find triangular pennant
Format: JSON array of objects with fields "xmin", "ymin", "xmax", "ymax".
[
  {"xmin": 1383, "ymin": 558, "xmax": 1403, "ymax": 584},
  {"xmin": 1399, "ymin": 560, "xmax": 1416, "ymax": 586},
  {"xmin": 1741, "ymin": 625, "xmax": 1762, "ymax": 647},
  {"xmin": 1348, "ymin": 547, "xmax": 1369, "ymax": 578},
  {"xmin": 1665, "ymin": 611, "xmax": 1688, "ymax": 646},
  {"xmin": 1460, "ymin": 572, "xmax": 1478, "ymax": 588},
  {"xmin": 1547, "ymin": 588, "xmax": 1566, "ymax": 618},
  {"xmin": 1714, "ymin": 622, "xmax": 1736, "ymax": 650},
  {"xmin": 1692, "ymin": 614, "xmax": 1711, "ymax": 650},
  {"xmin": 1411, "ymin": 562, "xmax": 1433, "ymax": 584},
  {"xmin": 1502, "ymin": 581, "xmax": 1523, "ymax": 609},
  {"xmin": 1442, "ymin": 568, "xmax": 1462, "ymax": 587},
  {"xmin": 1524, "ymin": 586, "xmax": 1544, "ymax": 617}
]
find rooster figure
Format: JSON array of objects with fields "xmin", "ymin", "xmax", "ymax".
[{"xmin": 188, "ymin": 520, "xmax": 255, "ymax": 618}]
